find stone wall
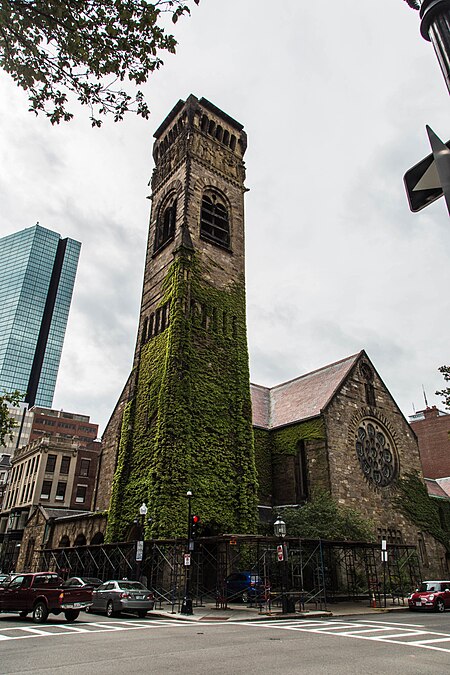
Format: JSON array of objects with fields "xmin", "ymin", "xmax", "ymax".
[
  {"xmin": 324, "ymin": 354, "xmax": 446, "ymax": 576},
  {"xmin": 48, "ymin": 512, "xmax": 107, "ymax": 549},
  {"xmin": 96, "ymin": 375, "xmax": 133, "ymax": 511}
]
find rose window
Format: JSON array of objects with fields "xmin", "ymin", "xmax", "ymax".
[{"xmin": 355, "ymin": 419, "xmax": 398, "ymax": 488}]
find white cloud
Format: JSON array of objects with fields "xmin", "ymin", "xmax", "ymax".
[{"xmin": 1, "ymin": 0, "xmax": 449, "ymax": 433}]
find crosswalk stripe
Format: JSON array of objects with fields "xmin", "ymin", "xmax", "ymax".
[
  {"xmin": 18, "ymin": 627, "xmax": 51, "ymax": 636},
  {"xmin": 414, "ymin": 636, "xmax": 450, "ymax": 645}
]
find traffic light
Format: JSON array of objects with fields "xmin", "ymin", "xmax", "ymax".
[{"xmin": 191, "ymin": 515, "xmax": 200, "ymax": 538}]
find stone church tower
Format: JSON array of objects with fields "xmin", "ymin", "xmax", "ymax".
[{"xmin": 102, "ymin": 96, "xmax": 258, "ymax": 540}]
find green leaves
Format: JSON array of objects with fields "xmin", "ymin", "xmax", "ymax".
[
  {"xmin": 282, "ymin": 491, "xmax": 375, "ymax": 542},
  {"xmin": 393, "ymin": 471, "xmax": 450, "ymax": 552},
  {"xmin": 0, "ymin": 0, "xmax": 199, "ymax": 125},
  {"xmin": 0, "ymin": 390, "xmax": 23, "ymax": 447},
  {"xmin": 436, "ymin": 365, "xmax": 450, "ymax": 410}
]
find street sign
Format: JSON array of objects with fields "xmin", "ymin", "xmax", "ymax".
[
  {"xmin": 381, "ymin": 550, "xmax": 388, "ymax": 563},
  {"xmin": 135, "ymin": 540, "xmax": 144, "ymax": 562},
  {"xmin": 184, "ymin": 553, "xmax": 191, "ymax": 566},
  {"xmin": 404, "ymin": 127, "xmax": 450, "ymax": 212},
  {"xmin": 277, "ymin": 544, "xmax": 284, "ymax": 562}
]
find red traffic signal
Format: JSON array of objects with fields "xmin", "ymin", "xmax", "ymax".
[{"xmin": 191, "ymin": 515, "xmax": 200, "ymax": 537}]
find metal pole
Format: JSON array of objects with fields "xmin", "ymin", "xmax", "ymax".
[
  {"xmin": 417, "ymin": 0, "xmax": 450, "ymax": 95},
  {"xmin": 282, "ymin": 542, "xmax": 289, "ymax": 613},
  {"xmin": 180, "ymin": 491, "xmax": 193, "ymax": 615}
]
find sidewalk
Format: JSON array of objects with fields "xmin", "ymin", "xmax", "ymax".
[{"xmin": 151, "ymin": 599, "xmax": 410, "ymax": 623}]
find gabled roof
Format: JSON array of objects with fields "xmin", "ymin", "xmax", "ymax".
[{"xmin": 251, "ymin": 353, "xmax": 361, "ymax": 429}]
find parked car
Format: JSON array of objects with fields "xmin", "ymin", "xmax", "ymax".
[
  {"xmin": 224, "ymin": 571, "xmax": 269, "ymax": 603},
  {"xmin": 63, "ymin": 577, "xmax": 103, "ymax": 589},
  {"xmin": 0, "ymin": 574, "xmax": 12, "ymax": 588},
  {"xmin": 86, "ymin": 580, "xmax": 154, "ymax": 618},
  {"xmin": 408, "ymin": 580, "xmax": 450, "ymax": 612},
  {"xmin": 0, "ymin": 572, "xmax": 92, "ymax": 623}
]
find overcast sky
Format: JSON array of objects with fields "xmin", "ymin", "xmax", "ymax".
[{"xmin": 0, "ymin": 0, "xmax": 449, "ymax": 434}]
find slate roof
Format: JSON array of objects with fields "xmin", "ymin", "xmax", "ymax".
[
  {"xmin": 251, "ymin": 353, "xmax": 361, "ymax": 430},
  {"xmin": 36, "ymin": 507, "xmax": 88, "ymax": 522},
  {"xmin": 425, "ymin": 478, "xmax": 450, "ymax": 499}
]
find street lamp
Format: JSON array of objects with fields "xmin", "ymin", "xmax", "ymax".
[
  {"xmin": 405, "ymin": 0, "xmax": 450, "ymax": 96},
  {"xmin": 274, "ymin": 514, "xmax": 290, "ymax": 614},
  {"xmin": 180, "ymin": 490, "xmax": 193, "ymax": 615},
  {"xmin": 135, "ymin": 502, "xmax": 147, "ymax": 582}
]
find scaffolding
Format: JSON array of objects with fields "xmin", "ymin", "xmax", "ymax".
[{"xmin": 37, "ymin": 536, "xmax": 421, "ymax": 611}]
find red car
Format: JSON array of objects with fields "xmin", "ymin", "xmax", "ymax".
[
  {"xmin": 408, "ymin": 580, "xmax": 450, "ymax": 612},
  {"xmin": 0, "ymin": 572, "xmax": 92, "ymax": 623}
]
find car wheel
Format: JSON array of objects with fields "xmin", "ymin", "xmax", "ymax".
[
  {"xmin": 33, "ymin": 601, "xmax": 49, "ymax": 624},
  {"xmin": 106, "ymin": 601, "xmax": 115, "ymax": 618},
  {"xmin": 84, "ymin": 605, "xmax": 90, "ymax": 613},
  {"xmin": 435, "ymin": 599, "xmax": 445, "ymax": 613},
  {"xmin": 64, "ymin": 610, "xmax": 80, "ymax": 622},
  {"xmin": 137, "ymin": 610, "xmax": 147, "ymax": 619},
  {"xmin": 241, "ymin": 591, "xmax": 248, "ymax": 603}
]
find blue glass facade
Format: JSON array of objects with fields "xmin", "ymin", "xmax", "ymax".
[{"xmin": 0, "ymin": 225, "xmax": 81, "ymax": 407}]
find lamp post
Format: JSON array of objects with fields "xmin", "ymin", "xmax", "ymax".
[
  {"xmin": 405, "ymin": 0, "xmax": 450, "ymax": 96},
  {"xmin": 180, "ymin": 490, "xmax": 193, "ymax": 615},
  {"xmin": 135, "ymin": 502, "xmax": 147, "ymax": 582},
  {"xmin": 274, "ymin": 514, "xmax": 290, "ymax": 614}
]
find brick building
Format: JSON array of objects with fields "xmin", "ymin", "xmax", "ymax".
[
  {"xmin": 410, "ymin": 406, "xmax": 450, "ymax": 479},
  {"xmin": 0, "ymin": 433, "xmax": 101, "ymax": 572}
]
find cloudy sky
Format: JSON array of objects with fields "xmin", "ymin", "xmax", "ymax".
[{"xmin": 0, "ymin": 0, "xmax": 449, "ymax": 434}]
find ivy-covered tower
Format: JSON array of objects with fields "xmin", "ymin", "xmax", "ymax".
[{"xmin": 105, "ymin": 95, "xmax": 258, "ymax": 540}]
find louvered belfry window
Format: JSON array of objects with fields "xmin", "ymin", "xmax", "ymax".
[{"xmin": 200, "ymin": 192, "xmax": 230, "ymax": 248}]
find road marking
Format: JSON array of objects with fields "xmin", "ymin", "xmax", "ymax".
[
  {"xmin": 357, "ymin": 619, "xmax": 426, "ymax": 628},
  {"xmin": 18, "ymin": 627, "xmax": 52, "ymax": 636},
  {"xmin": 244, "ymin": 618, "xmax": 450, "ymax": 654},
  {"xmin": 57, "ymin": 624, "xmax": 90, "ymax": 633},
  {"xmin": 0, "ymin": 618, "xmax": 224, "ymax": 641}
]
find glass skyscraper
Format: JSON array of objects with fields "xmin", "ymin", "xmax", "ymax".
[{"xmin": 0, "ymin": 224, "xmax": 81, "ymax": 407}]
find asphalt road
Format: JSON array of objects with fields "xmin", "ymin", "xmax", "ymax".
[{"xmin": 1, "ymin": 610, "xmax": 450, "ymax": 674}]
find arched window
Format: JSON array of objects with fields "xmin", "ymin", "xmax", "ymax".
[
  {"xmin": 91, "ymin": 532, "xmax": 104, "ymax": 545},
  {"xmin": 58, "ymin": 535, "xmax": 70, "ymax": 548},
  {"xmin": 73, "ymin": 533, "xmax": 86, "ymax": 547},
  {"xmin": 201, "ymin": 115, "xmax": 209, "ymax": 132},
  {"xmin": 154, "ymin": 194, "xmax": 177, "ymax": 252},
  {"xmin": 294, "ymin": 441, "xmax": 308, "ymax": 502},
  {"xmin": 200, "ymin": 191, "xmax": 230, "ymax": 248}
]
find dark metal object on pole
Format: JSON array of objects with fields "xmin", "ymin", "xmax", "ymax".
[
  {"xmin": 419, "ymin": 0, "xmax": 450, "ymax": 94},
  {"xmin": 180, "ymin": 490, "xmax": 193, "ymax": 615},
  {"xmin": 274, "ymin": 514, "xmax": 293, "ymax": 614}
]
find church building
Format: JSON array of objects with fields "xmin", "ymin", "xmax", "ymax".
[{"xmin": 11, "ymin": 96, "xmax": 447, "ymax": 578}]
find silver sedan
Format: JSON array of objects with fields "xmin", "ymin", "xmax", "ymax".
[{"xmin": 86, "ymin": 580, "xmax": 154, "ymax": 618}]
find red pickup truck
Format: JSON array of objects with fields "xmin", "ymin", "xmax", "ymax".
[{"xmin": 0, "ymin": 572, "xmax": 92, "ymax": 623}]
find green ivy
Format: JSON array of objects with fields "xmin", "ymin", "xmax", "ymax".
[
  {"xmin": 253, "ymin": 428, "xmax": 272, "ymax": 504},
  {"xmin": 271, "ymin": 419, "xmax": 325, "ymax": 456},
  {"xmin": 393, "ymin": 472, "xmax": 450, "ymax": 553},
  {"xmin": 106, "ymin": 250, "xmax": 258, "ymax": 541}
]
